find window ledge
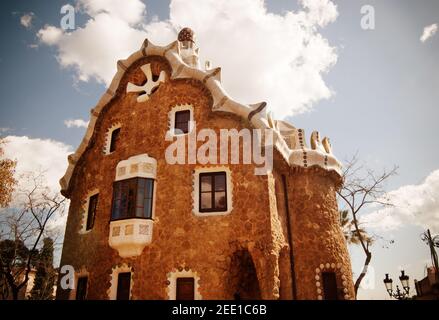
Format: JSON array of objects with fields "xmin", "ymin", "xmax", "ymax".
[
  {"xmin": 108, "ymin": 218, "xmax": 153, "ymax": 258},
  {"xmin": 194, "ymin": 210, "xmax": 231, "ymax": 217}
]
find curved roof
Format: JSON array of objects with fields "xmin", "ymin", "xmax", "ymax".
[{"xmin": 59, "ymin": 36, "xmax": 342, "ymax": 196}]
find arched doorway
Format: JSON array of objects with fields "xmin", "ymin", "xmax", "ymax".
[{"xmin": 227, "ymin": 249, "xmax": 261, "ymax": 300}]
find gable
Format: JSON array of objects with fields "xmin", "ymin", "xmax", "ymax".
[{"xmin": 60, "ymin": 37, "xmax": 342, "ymax": 197}]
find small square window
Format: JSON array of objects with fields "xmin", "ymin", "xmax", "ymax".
[
  {"xmin": 110, "ymin": 128, "xmax": 121, "ymax": 153},
  {"xmin": 174, "ymin": 110, "xmax": 191, "ymax": 134},
  {"xmin": 199, "ymin": 172, "xmax": 227, "ymax": 213}
]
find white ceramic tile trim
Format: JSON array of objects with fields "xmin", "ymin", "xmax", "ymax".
[
  {"xmin": 315, "ymin": 262, "xmax": 351, "ymax": 300},
  {"xmin": 107, "ymin": 264, "xmax": 134, "ymax": 300},
  {"xmin": 166, "ymin": 268, "xmax": 202, "ymax": 300},
  {"xmin": 103, "ymin": 123, "xmax": 121, "ymax": 155},
  {"xmin": 167, "ymin": 104, "xmax": 195, "ymax": 136},
  {"xmin": 79, "ymin": 188, "xmax": 99, "ymax": 234},
  {"xmin": 60, "ymin": 37, "xmax": 342, "ymax": 195}
]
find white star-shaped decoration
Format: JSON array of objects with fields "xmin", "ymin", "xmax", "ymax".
[{"xmin": 126, "ymin": 63, "xmax": 166, "ymax": 102}]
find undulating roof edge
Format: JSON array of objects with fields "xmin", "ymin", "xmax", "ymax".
[{"xmin": 59, "ymin": 37, "xmax": 342, "ymax": 197}]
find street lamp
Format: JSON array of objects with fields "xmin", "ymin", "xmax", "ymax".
[{"xmin": 383, "ymin": 270, "xmax": 411, "ymax": 300}]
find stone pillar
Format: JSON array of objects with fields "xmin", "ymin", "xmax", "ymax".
[{"xmin": 286, "ymin": 167, "xmax": 355, "ymax": 300}]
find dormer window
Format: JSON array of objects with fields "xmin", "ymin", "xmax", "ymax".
[{"xmin": 110, "ymin": 128, "xmax": 121, "ymax": 153}]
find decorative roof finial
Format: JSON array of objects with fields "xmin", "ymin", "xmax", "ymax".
[{"xmin": 178, "ymin": 27, "xmax": 195, "ymax": 43}]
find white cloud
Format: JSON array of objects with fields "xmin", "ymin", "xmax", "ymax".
[
  {"xmin": 1, "ymin": 136, "xmax": 72, "ymax": 193},
  {"xmin": 37, "ymin": 0, "xmax": 339, "ymax": 119},
  {"xmin": 420, "ymin": 23, "xmax": 438, "ymax": 43},
  {"xmin": 300, "ymin": 0, "xmax": 338, "ymax": 27},
  {"xmin": 64, "ymin": 118, "xmax": 89, "ymax": 128},
  {"xmin": 20, "ymin": 12, "xmax": 34, "ymax": 29},
  {"xmin": 78, "ymin": 0, "xmax": 146, "ymax": 24},
  {"xmin": 37, "ymin": 25, "xmax": 63, "ymax": 45},
  {"xmin": 362, "ymin": 170, "xmax": 439, "ymax": 233},
  {"xmin": 1, "ymin": 136, "xmax": 72, "ymax": 254}
]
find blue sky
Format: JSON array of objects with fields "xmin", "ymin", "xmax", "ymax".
[{"xmin": 1, "ymin": 0, "xmax": 438, "ymax": 299}]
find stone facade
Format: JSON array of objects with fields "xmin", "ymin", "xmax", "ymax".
[{"xmin": 56, "ymin": 29, "xmax": 355, "ymax": 300}]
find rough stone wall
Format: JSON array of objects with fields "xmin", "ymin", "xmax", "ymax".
[
  {"xmin": 286, "ymin": 167, "xmax": 356, "ymax": 300},
  {"xmin": 57, "ymin": 56, "xmax": 282, "ymax": 300},
  {"xmin": 271, "ymin": 155, "xmax": 295, "ymax": 299}
]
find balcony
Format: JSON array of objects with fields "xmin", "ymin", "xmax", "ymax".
[
  {"xmin": 108, "ymin": 218, "xmax": 153, "ymax": 258},
  {"xmin": 108, "ymin": 154, "xmax": 156, "ymax": 258}
]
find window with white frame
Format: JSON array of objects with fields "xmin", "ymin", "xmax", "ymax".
[
  {"xmin": 168, "ymin": 104, "xmax": 194, "ymax": 136},
  {"xmin": 109, "ymin": 128, "xmax": 120, "ymax": 153},
  {"xmin": 193, "ymin": 167, "xmax": 233, "ymax": 216},
  {"xmin": 107, "ymin": 264, "xmax": 133, "ymax": 300},
  {"xmin": 104, "ymin": 124, "xmax": 122, "ymax": 155},
  {"xmin": 167, "ymin": 269, "xmax": 202, "ymax": 300},
  {"xmin": 80, "ymin": 190, "xmax": 99, "ymax": 234},
  {"xmin": 199, "ymin": 172, "xmax": 227, "ymax": 212},
  {"xmin": 86, "ymin": 193, "xmax": 98, "ymax": 231}
]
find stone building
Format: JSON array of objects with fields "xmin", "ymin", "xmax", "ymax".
[{"xmin": 56, "ymin": 28, "xmax": 355, "ymax": 300}]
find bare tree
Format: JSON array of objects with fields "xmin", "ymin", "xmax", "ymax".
[
  {"xmin": 0, "ymin": 172, "xmax": 66, "ymax": 300},
  {"xmin": 0, "ymin": 137, "xmax": 17, "ymax": 208},
  {"xmin": 337, "ymin": 155, "xmax": 397, "ymax": 296},
  {"xmin": 339, "ymin": 210, "xmax": 373, "ymax": 246}
]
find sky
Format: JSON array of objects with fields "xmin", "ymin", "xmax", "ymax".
[{"xmin": 1, "ymin": 0, "xmax": 438, "ymax": 300}]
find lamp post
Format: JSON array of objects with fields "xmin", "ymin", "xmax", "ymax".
[{"xmin": 383, "ymin": 271, "xmax": 411, "ymax": 300}]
